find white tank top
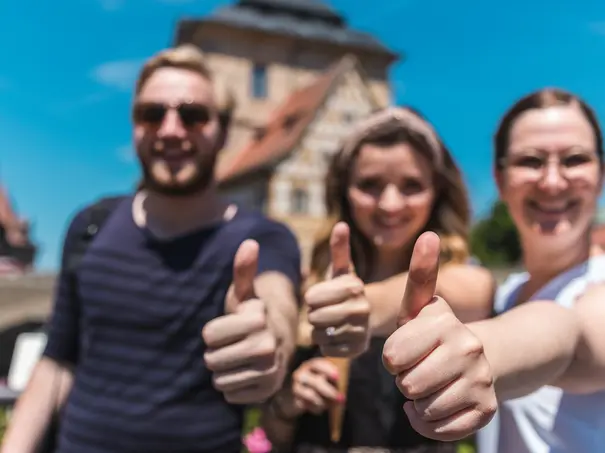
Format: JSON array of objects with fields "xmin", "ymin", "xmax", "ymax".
[{"xmin": 477, "ymin": 254, "xmax": 605, "ymax": 453}]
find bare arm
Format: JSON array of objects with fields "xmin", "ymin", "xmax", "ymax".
[
  {"xmin": 369, "ymin": 264, "xmax": 495, "ymax": 337},
  {"xmin": 1, "ymin": 358, "xmax": 73, "ymax": 453},
  {"xmin": 467, "ymin": 301, "xmax": 580, "ymax": 401},
  {"xmin": 260, "ymin": 388, "xmax": 300, "ymax": 452},
  {"xmin": 255, "ymin": 271, "xmax": 300, "ymax": 378},
  {"xmin": 554, "ymin": 284, "xmax": 605, "ymax": 394}
]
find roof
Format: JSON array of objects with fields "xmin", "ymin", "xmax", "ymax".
[
  {"xmin": 217, "ymin": 55, "xmax": 359, "ymax": 184},
  {"xmin": 0, "ymin": 186, "xmax": 19, "ymax": 234},
  {"xmin": 175, "ymin": 0, "xmax": 398, "ymax": 60}
]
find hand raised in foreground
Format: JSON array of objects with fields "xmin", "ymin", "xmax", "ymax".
[
  {"xmin": 305, "ymin": 222, "xmax": 371, "ymax": 357},
  {"xmin": 273, "ymin": 357, "xmax": 345, "ymax": 419},
  {"xmin": 202, "ymin": 240, "xmax": 283, "ymax": 404},
  {"xmin": 382, "ymin": 232, "xmax": 497, "ymax": 441}
]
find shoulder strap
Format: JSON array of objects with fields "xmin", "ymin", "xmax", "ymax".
[{"xmin": 65, "ymin": 195, "xmax": 128, "ymax": 273}]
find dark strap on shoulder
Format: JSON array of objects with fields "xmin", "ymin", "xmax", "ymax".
[{"xmin": 65, "ymin": 195, "xmax": 128, "ymax": 273}]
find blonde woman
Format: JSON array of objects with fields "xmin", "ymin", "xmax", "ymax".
[{"xmin": 261, "ymin": 106, "xmax": 495, "ymax": 453}]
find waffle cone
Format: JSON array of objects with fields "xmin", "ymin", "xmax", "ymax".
[{"xmin": 326, "ymin": 357, "xmax": 350, "ymax": 443}]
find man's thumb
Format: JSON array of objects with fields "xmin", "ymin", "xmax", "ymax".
[{"xmin": 233, "ymin": 239, "xmax": 259, "ymax": 303}]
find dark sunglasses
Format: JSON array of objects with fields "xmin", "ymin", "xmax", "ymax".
[{"xmin": 132, "ymin": 101, "xmax": 214, "ymax": 128}]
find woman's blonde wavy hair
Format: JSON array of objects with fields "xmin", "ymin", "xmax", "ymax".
[{"xmin": 307, "ymin": 106, "xmax": 471, "ymax": 289}]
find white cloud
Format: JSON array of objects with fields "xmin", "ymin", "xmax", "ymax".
[
  {"xmin": 90, "ymin": 59, "xmax": 144, "ymax": 91},
  {"xmin": 588, "ymin": 21, "xmax": 605, "ymax": 35},
  {"xmin": 97, "ymin": 0, "xmax": 123, "ymax": 11},
  {"xmin": 48, "ymin": 92, "xmax": 111, "ymax": 115}
]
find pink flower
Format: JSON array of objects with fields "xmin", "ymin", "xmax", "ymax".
[{"xmin": 243, "ymin": 427, "xmax": 272, "ymax": 453}]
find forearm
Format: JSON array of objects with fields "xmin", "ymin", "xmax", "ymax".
[
  {"xmin": 467, "ymin": 301, "xmax": 580, "ymax": 401},
  {"xmin": 256, "ymin": 272, "xmax": 299, "ymax": 375},
  {"xmin": 260, "ymin": 389, "xmax": 300, "ymax": 452},
  {"xmin": 367, "ymin": 265, "xmax": 492, "ymax": 337},
  {"xmin": 1, "ymin": 358, "xmax": 72, "ymax": 453}
]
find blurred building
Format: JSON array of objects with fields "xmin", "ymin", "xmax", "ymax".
[
  {"xmin": 0, "ymin": 185, "xmax": 37, "ymax": 276},
  {"xmin": 174, "ymin": 0, "xmax": 399, "ymax": 266}
]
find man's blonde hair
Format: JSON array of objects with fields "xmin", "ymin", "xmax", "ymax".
[{"xmin": 135, "ymin": 45, "xmax": 213, "ymax": 95}]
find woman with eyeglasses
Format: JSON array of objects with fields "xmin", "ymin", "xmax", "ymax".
[
  {"xmin": 473, "ymin": 87, "xmax": 605, "ymax": 453},
  {"xmin": 260, "ymin": 106, "xmax": 495, "ymax": 453}
]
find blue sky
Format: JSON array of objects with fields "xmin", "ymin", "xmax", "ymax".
[{"xmin": 2, "ymin": 0, "xmax": 605, "ymax": 270}]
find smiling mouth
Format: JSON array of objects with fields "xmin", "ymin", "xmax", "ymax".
[
  {"xmin": 526, "ymin": 200, "xmax": 579, "ymax": 217},
  {"xmin": 374, "ymin": 218, "xmax": 408, "ymax": 228},
  {"xmin": 152, "ymin": 141, "xmax": 194, "ymax": 163}
]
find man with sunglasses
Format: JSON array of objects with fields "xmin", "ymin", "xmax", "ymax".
[{"xmin": 1, "ymin": 45, "xmax": 301, "ymax": 453}]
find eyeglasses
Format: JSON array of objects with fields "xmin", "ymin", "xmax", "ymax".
[
  {"xmin": 132, "ymin": 100, "xmax": 214, "ymax": 128},
  {"xmin": 500, "ymin": 148, "xmax": 601, "ymax": 181}
]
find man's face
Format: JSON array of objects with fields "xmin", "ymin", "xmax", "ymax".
[{"xmin": 133, "ymin": 67, "xmax": 220, "ymax": 196}]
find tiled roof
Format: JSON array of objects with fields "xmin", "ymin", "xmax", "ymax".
[
  {"xmin": 175, "ymin": 1, "xmax": 398, "ymax": 60},
  {"xmin": 216, "ymin": 55, "xmax": 356, "ymax": 184},
  {"xmin": 0, "ymin": 186, "xmax": 19, "ymax": 236}
]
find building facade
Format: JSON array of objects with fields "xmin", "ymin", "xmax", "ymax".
[{"xmin": 174, "ymin": 0, "xmax": 399, "ymax": 266}]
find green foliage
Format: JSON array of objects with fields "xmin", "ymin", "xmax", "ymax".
[
  {"xmin": 0, "ymin": 408, "xmax": 7, "ymax": 442},
  {"xmin": 470, "ymin": 200, "xmax": 522, "ymax": 266}
]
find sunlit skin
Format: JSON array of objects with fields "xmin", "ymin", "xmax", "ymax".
[
  {"xmin": 133, "ymin": 67, "xmax": 220, "ymax": 194},
  {"xmin": 347, "ymin": 143, "xmax": 436, "ymax": 259},
  {"xmin": 497, "ymin": 105, "xmax": 603, "ymax": 257}
]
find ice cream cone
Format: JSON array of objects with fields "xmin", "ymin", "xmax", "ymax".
[{"xmin": 326, "ymin": 357, "xmax": 350, "ymax": 443}]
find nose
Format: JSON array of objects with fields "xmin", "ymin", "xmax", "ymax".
[
  {"xmin": 157, "ymin": 109, "xmax": 187, "ymax": 139},
  {"xmin": 378, "ymin": 184, "xmax": 406, "ymax": 214},
  {"xmin": 538, "ymin": 161, "xmax": 569, "ymax": 194}
]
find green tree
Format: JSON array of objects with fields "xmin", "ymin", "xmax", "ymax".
[{"xmin": 470, "ymin": 200, "xmax": 522, "ymax": 266}]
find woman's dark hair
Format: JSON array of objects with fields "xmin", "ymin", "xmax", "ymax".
[{"xmin": 494, "ymin": 88, "xmax": 604, "ymax": 169}]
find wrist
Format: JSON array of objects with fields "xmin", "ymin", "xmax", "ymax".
[{"xmin": 270, "ymin": 389, "xmax": 302, "ymax": 421}]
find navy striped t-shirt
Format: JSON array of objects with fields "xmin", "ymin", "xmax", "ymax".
[{"xmin": 43, "ymin": 197, "xmax": 301, "ymax": 453}]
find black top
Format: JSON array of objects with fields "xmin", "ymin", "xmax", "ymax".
[
  {"xmin": 291, "ymin": 338, "xmax": 456, "ymax": 453},
  {"xmin": 43, "ymin": 198, "xmax": 302, "ymax": 453}
]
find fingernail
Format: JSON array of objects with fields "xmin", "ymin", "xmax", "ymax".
[{"xmin": 331, "ymin": 371, "xmax": 339, "ymax": 380}]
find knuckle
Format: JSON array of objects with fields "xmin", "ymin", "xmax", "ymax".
[
  {"xmin": 204, "ymin": 352, "xmax": 217, "ymax": 370},
  {"xmin": 433, "ymin": 311, "xmax": 459, "ymax": 332},
  {"xmin": 255, "ymin": 333, "xmax": 277, "ymax": 359},
  {"xmin": 398, "ymin": 375, "xmax": 421, "ymax": 399},
  {"xmin": 475, "ymin": 358, "xmax": 495, "ymax": 389},
  {"xmin": 481, "ymin": 397, "xmax": 498, "ymax": 422},
  {"xmin": 304, "ymin": 282, "xmax": 328, "ymax": 307},
  {"xmin": 457, "ymin": 332, "xmax": 485, "ymax": 358},
  {"xmin": 248, "ymin": 308, "xmax": 267, "ymax": 330}
]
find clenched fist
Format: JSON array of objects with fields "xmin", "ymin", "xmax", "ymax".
[
  {"xmin": 382, "ymin": 232, "xmax": 497, "ymax": 441},
  {"xmin": 305, "ymin": 222, "xmax": 370, "ymax": 358},
  {"xmin": 202, "ymin": 240, "xmax": 283, "ymax": 404}
]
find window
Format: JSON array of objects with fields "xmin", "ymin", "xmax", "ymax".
[
  {"xmin": 322, "ymin": 149, "xmax": 334, "ymax": 168},
  {"xmin": 342, "ymin": 112, "xmax": 355, "ymax": 123},
  {"xmin": 291, "ymin": 188, "xmax": 309, "ymax": 214},
  {"xmin": 251, "ymin": 63, "xmax": 268, "ymax": 99}
]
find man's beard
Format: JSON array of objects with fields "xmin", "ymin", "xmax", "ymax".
[{"xmin": 138, "ymin": 152, "xmax": 217, "ymax": 197}]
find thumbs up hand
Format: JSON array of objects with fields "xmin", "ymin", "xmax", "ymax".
[
  {"xmin": 382, "ymin": 232, "xmax": 497, "ymax": 441},
  {"xmin": 305, "ymin": 222, "xmax": 371, "ymax": 358},
  {"xmin": 202, "ymin": 240, "xmax": 282, "ymax": 404}
]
